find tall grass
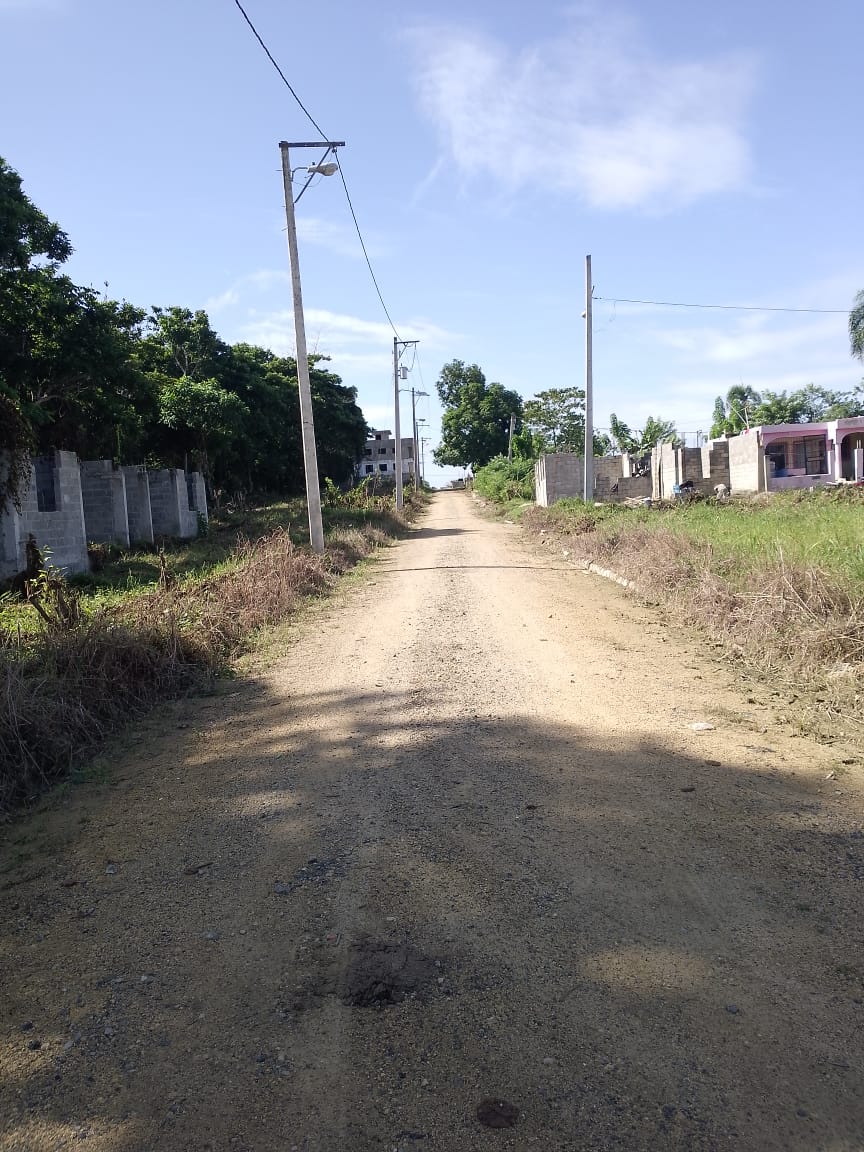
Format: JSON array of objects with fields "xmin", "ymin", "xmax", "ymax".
[
  {"xmin": 524, "ymin": 491, "xmax": 864, "ymax": 736},
  {"xmin": 0, "ymin": 493, "xmax": 422, "ymax": 816}
]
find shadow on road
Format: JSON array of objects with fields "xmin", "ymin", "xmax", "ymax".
[{"xmin": 1, "ymin": 679, "xmax": 861, "ymax": 1150}]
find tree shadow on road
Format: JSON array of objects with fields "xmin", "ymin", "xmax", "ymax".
[{"xmin": 1, "ymin": 679, "xmax": 862, "ymax": 1151}]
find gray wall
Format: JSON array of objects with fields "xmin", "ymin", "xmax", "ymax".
[
  {"xmin": 148, "ymin": 468, "xmax": 199, "ymax": 539},
  {"xmin": 80, "ymin": 460, "xmax": 130, "ymax": 547},
  {"xmin": 728, "ymin": 432, "xmax": 764, "ymax": 493},
  {"xmin": 0, "ymin": 451, "xmax": 89, "ymax": 579},
  {"xmin": 122, "ymin": 466, "xmax": 154, "ymax": 544},
  {"xmin": 535, "ymin": 454, "xmax": 585, "ymax": 505}
]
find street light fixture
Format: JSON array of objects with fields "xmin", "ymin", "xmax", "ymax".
[{"xmin": 278, "ymin": 140, "xmax": 344, "ymax": 554}]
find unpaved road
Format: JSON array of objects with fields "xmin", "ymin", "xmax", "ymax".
[{"xmin": 2, "ymin": 491, "xmax": 864, "ymax": 1152}]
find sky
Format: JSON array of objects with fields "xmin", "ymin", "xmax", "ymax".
[{"xmin": 1, "ymin": 0, "xmax": 862, "ymax": 486}]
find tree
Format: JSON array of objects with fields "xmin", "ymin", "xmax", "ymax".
[
  {"xmin": 0, "ymin": 157, "xmax": 147, "ymax": 465},
  {"xmin": 851, "ymin": 291, "xmax": 864, "ymax": 362},
  {"xmin": 0, "ymin": 157, "xmax": 71, "ymax": 271},
  {"xmin": 609, "ymin": 413, "xmax": 677, "ymax": 455},
  {"xmin": 433, "ymin": 360, "xmax": 523, "ymax": 470},
  {"xmin": 523, "ymin": 387, "xmax": 586, "ymax": 452},
  {"xmin": 709, "ymin": 384, "xmax": 762, "ymax": 437},
  {"xmin": 157, "ymin": 375, "xmax": 248, "ymax": 485}
]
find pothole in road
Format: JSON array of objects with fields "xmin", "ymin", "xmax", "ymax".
[{"xmin": 340, "ymin": 938, "xmax": 439, "ymax": 1008}]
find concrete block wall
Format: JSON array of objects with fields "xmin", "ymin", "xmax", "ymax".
[
  {"xmin": 535, "ymin": 454, "xmax": 585, "ymax": 505},
  {"xmin": 80, "ymin": 460, "xmax": 130, "ymax": 547},
  {"xmin": 702, "ymin": 440, "xmax": 731, "ymax": 488},
  {"xmin": 728, "ymin": 432, "xmax": 764, "ymax": 493},
  {"xmin": 1, "ymin": 451, "xmax": 89, "ymax": 578},
  {"xmin": 122, "ymin": 466, "xmax": 154, "ymax": 544},
  {"xmin": 187, "ymin": 472, "xmax": 208, "ymax": 524},
  {"xmin": 148, "ymin": 469, "xmax": 187, "ymax": 538}
]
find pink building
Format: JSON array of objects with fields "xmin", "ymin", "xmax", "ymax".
[{"xmin": 727, "ymin": 417, "xmax": 864, "ymax": 493}]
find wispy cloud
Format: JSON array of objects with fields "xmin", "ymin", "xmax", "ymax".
[
  {"xmin": 296, "ymin": 216, "xmax": 386, "ymax": 261},
  {"xmin": 408, "ymin": 7, "xmax": 755, "ymax": 211},
  {"xmin": 237, "ymin": 307, "xmax": 456, "ymax": 359}
]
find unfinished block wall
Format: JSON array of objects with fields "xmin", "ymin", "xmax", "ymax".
[{"xmin": 80, "ymin": 460, "xmax": 130, "ymax": 547}]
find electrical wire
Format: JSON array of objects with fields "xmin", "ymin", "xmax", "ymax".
[
  {"xmin": 335, "ymin": 159, "xmax": 400, "ymax": 339},
  {"xmin": 595, "ymin": 296, "xmax": 849, "ymax": 315},
  {"xmin": 232, "ymin": 0, "xmax": 328, "ymax": 140},
  {"xmin": 231, "ymin": 0, "xmax": 401, "ymax": 339}
]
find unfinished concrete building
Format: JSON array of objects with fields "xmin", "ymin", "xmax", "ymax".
[
  {"xmin": 0, "ymin": 451, "xmax": 89, "ymax": 580},
  {"xmin": 0, "ymin": 452, "xmax": 208, "ymax": 581}
]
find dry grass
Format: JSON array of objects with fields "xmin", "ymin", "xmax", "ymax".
[
  {"xmin": 0, "ymin": 515, "xmax": 409, "ymax": 817},
  {"xmin": 525, "ymin": 508, "xmax": 864, "ymax": 739}
]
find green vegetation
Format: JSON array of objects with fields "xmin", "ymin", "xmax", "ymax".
[
  {"xmin": 0, "ymin": 488, "xmax": 426, "ymax": 815},
  {"xmin": 710, "ymin": 381, "xmax": 864, "ymax": 438},
  {"xmin": 0, "ymin": 157, "xmax": 367, "ymax": 508},
  {"xmin": 534, "ymin": 490, "xmax": 864, "ymax": 589},
  {"xmin": 433, "ymin": 360, "xmax": 523, "ymax": 470},
  {"xmin": 524, "ymin": 489, "xmax": 864, "ymax": 738},
  {"xmin": 472, "ymin": 455, "xmax": 536, "ymax": 504}
]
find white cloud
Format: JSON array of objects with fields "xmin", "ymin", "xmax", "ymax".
[
  {"xmin": 408, "ymin": 8, "xmax": 754, "ymax": 211},
  {"xmin": 234, "ymin": 306, "xmax": 456, "ymax": 361},
  {"xmin": 296, "ymin": 217, "xmax": 386, "ymax": 261}
]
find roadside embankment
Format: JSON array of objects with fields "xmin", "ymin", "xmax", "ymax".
[
  {"xmin": 0, "ymin": 492, "xmax": 425, "ymax": 816},
  {"xmin": 519, "ymin": 490, "xmax": 864, "ymax": 742}
]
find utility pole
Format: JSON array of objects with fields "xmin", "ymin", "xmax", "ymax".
[
  {"xmin": 507, "ymin": 413, "xmax": 516, "ymax": 461},
  {"xmin": 279, "ymin": 139, "xmax": 344, "ymax": 553},
  {"xmin": 392, "ymin": 339, "xmax": 419, "ymax": 508},
  {"xmin": 410, "ymin": 387, "xmax": 428, "ymax": 490},
  {"xmin": 584, "ymin": 254, "xmax": 594, "ymax": 504}
]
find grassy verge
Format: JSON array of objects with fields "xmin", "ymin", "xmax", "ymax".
[
  {"xmin": 0, "ymin": 489, "xmax": 426, "ymax": 816},
  {"xmin": 522, "ymin": 490, "xmax": 864, "ymax": 740}
]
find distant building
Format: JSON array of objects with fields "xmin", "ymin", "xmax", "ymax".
[{"xmin": 356, "ymin": 429, "xmax": 415, "ymax": 481}]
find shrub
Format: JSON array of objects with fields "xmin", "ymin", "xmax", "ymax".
[{"xmin": 474, "ymin": 456, "xmax": 536, "ymax": 503}]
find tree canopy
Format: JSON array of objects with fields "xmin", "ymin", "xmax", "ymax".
[
  {"xmin": 433, "ymin": 360, "xmax": 523, "ymax": 470},
  {"xmin": 710, "ymin": 382, "xmax": 864, "ymax": 438},
  {"xmin": 608, "ymin": 414, "xmax": 677, "ymax": 455},
  {"xmin": 0, "ymin": 157, "xmax": 369, "ymax": 506}
]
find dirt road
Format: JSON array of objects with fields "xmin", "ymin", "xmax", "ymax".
[{"xmin": 2, "ymin": 491, "xmax": 863, "ymax": 1151}]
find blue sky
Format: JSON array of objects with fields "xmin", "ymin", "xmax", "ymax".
[{"xmin": 2, "ymin": 0, "xmax": 862, "ymax": 485}]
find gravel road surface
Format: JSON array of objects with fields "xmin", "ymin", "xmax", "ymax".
[{"xmin": 2, "ymin": 491, "xmax": 863, "ymax": 1151}]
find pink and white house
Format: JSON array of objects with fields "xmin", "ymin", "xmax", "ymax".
[{"xmin": 727, "ymin": 416, "xmax": 864, "ymax": 493}]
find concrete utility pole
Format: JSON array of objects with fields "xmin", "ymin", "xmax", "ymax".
[
  {"xmin": 411, "ymin": 387, "xmax": 428, "ymax": 490},
  {"xmin": 507, "ymin": 413, "xmax": 516, "ymax": 462},
  {"xmin": 584, "ymin": 254, "xmax": 594, "ymax": 504},
  {"xmin": 393, "ymin": 339, "xmax": 419, "ymax": 508},
  {"xmin": 279, "ymin": 140, "xmax": 344, "ymax": 553}
]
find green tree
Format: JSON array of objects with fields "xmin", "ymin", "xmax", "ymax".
[
  {"xmin": 523, "ymin": 387, "xmax": 586, "ymax": 452},
  {"xmin": 609, "ymin": 413, "xmax": 677, "ymax": 454},
  {"xmin": 0, "ymin": 157, "xmax": 147, "ymax": 465},
  {"xmin": 433, "ymin": 360, "xmax": 523, "ymax": 469},
  {"xmin": 157, "ymin": 375, "xmax": 248, "ymax": 485},
  {"xmin": 709, "ymin": 384, "xmax": 762, "ymax": 437}
]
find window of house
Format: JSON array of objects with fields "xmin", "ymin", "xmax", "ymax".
[
  {"xmin": 364, "ymin": 448, "xmax": 372, "ymax": 456},
  {"xmin": 792, "ymin": 436, "xmax": 827, "ymax": 474},
  {"xmin": 378, "ymin": 447, "xmax": 387, "ymax": 455},
  {"xmin": 375, "ymin": 433, "xmax": 381, "ymax": 441},
  {"xmin": 379, "ymin": 463, "xmax": 388, "ymax": 472},
  {"xmin": 365, "ymin": 464, "xmax": 373, "ymax": 474}
]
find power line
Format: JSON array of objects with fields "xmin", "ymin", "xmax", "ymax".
[
  {"xmin": 231, "ymin": 0, "xmax": 400, "ymax": 339},
  {"xmin": 595, "ymin": 296, "xmax": 849, "ymax": 315},
  {"xmin": 232, "ymin": 0, "xmax": 327, "ymax": 140},
  {"xmin": 335, "ymin": 160, "xmax": 400, "ymax": 338}
]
